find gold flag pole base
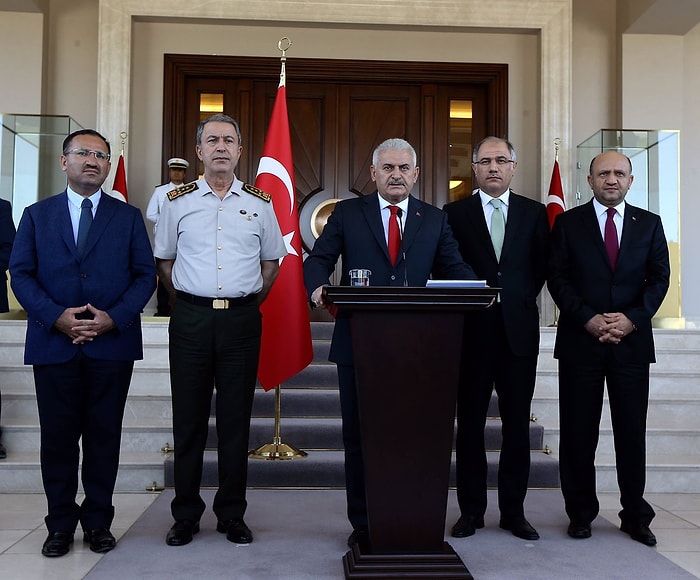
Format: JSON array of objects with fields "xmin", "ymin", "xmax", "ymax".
[
  {"xmin": 248, "ymin": 384, "xmax": 308, "ymax": 460},
  {"xmin": 249, "ymin": 437, "xmax": 308, "ymax": 460}
]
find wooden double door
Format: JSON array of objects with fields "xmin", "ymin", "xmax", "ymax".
[{"xmin": 163, "ymin": 54, "xmax": 508, "ymax": 252}]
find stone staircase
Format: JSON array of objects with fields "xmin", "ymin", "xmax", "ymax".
[{"xmin": 1, "ymin": 316, "xmax": 697, "ymax": 493}]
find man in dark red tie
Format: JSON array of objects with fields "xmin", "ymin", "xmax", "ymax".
[
  {"xmin": 304, "ymin": 138, "xmax": 476, "ymax": 549},
  {"xmin": 548, "ymin": 150, "xmax": 670, "ymax": 546}
]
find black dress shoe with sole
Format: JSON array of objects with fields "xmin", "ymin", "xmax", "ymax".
[
  {"xmin": 499, "ymin": 517, "xmax": 540, "ymax": 540},
  {"xmin": 620, "ymin": 521, "xmax": 657, "ymax": 546},
  {"xmin": 217, "ymin": 519, "xmax": 253, "ymax": 544},
  {"xmin": 451, "ymin": 515, "xmax": 485, "ymax": 538},
  {"xmin": 41, "ymin": 531, "xmax": 74, "ymax": 557},
  {"xmin": 567, "ymin": 522, "xmax": 592, "ymax": 539},
  {"xmin": 166, "ymin": 519, "xmax": 200, "ymax": 546},
  {"xmin": 83, "ymin": 528, "xmax": 117, "ymax": 553}
]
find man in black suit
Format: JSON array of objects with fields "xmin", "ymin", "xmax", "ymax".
[
  {"xmin": 304, "ymin": 138, "xmax": 476, "ymax": 548},
  {"xmin": 0, "ymin": 198, "xmax": 16, "ymax": 460},
  {"xmin": 548, "ymin": 150, "xmax": 670, "ymax": 546},
  {"xmin": 444, "ymin": 137, "xmax": 549, "ymax": 541}
]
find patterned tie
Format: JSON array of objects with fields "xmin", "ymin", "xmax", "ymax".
[
  {"xmin": 490, "ymin": 198, "xmax": 505, "ymax": 261},
  {"xmin": 388, "ymin": 205, "xmax": 401, "ymax": 265},
  {"xmin": 605, "ymin": 207, "xmax": 619, "ymax": 270},
  {"xmin": 76, "ymin": 198, "xmax": 93, "ymax": 256}
]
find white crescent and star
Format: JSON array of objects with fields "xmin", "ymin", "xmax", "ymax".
[{"xmin": 256, "ymin": 156, "xmax": 298, "ymax": 265}]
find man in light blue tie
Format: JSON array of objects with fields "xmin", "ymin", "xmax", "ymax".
[{"xmin": 444, "ymin": 137, "xmax": 549, "ymax": 541}]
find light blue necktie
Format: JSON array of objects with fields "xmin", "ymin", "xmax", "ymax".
[
  {"xmin": 76, "ymin": 198, "xmax": 93, "ymax": 256},
  {"xmin": 490, "ymin": 198, "xmax": 505, "ymax": 260}
]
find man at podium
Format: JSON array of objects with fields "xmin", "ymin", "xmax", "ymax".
[{"xmin": 304, "ymin": 138, "xmax": 476, "ymax": 548}]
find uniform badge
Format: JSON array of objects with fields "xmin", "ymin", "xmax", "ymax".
[
  {"xmin": 167, "ymin": 181, "xmax": 199, "ymax": 201},
  {"xmin": 242, "ymin": 183, "xmax": 272, "ymax": 203}
]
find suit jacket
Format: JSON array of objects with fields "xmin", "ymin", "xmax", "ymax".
[
  {"xmin": 547, "ymin": 200, "xmax": 670, "ymax": 364},
  {"xmin": 304, "ymin": 192, "xmax": 476, "ymax": 365},
  {"xmin": 444, "ymin": 191, "xmax": 549, "ymax": 357},
  {"xmin": 0, "ymin": 199, "xmax": 16, "ymax": 313},
  {"xmin": 9, "ymin": 191, "xmax": 156, "ymax": 365}
]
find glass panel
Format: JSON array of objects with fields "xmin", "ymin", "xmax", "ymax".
[
  {"xmin": 576, "ymin": 129, "xmax": 682, "ymax": 327},
  {"xmin": 0, "ymin": 114, "xmax": 84, "ymax": 224},
  {"xmin": 448, "ymin": 100, "xmax": 473, "ymax": 202}
]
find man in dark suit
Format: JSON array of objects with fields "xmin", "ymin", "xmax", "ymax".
[
  {"xmin": 0, "ymin": 198, "xmax": 16, "ymax": 459},
  {"xmin": 548, "ymin": 150, "xmax": 669, "ymax": 546},
  {"xmin": 9, "ymin": 129, "xmax": 156, "ymax": 558},
  {"xmin": 444, "ymin": 137, "xmax": 549, "ymax": 541},
  {"xmin": 304, "ymin": 137, "xmax": 476, "ymax": 548}
]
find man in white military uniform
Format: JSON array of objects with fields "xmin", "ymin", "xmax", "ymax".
[
  {"xmin": 154, "ymin": 114, "xmax": 286, "ymax": 548},
  {"xmin": 147, "ymin": 157, "xmax": 189, "ymax": 315}
]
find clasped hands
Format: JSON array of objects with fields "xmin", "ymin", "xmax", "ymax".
[
  {"xmin": 55, "ymin": 303, "xmax": 116, "ymax": 344},
  {"xmin": 584, "ymin": 312, "xmax": 634, "ymax": 344}
]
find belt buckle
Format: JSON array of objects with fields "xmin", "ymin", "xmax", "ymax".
[{"xmin": 212, "ymin": 298, "xmax": 229, "ymax": 310}]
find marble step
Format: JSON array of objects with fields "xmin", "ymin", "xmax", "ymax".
[{"xmin": 164, "ymin": 450, "xmax": 561, "ymax": 490}]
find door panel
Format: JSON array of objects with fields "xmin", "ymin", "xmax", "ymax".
[{"xmin": 164, "ymin": 54, "xmax": 508, "ymax": 251}]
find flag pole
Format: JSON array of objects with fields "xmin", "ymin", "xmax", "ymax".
[
  {"xmin": 249, "ymin": 37, "xmax": 307, "ymax": 461},
  {"xmin": 549, "ymin": 137, "xmax": 561, "ymax": 327}
]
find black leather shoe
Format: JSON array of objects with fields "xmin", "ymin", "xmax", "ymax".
[
  {"xmin": 41, "ymin": 531, "xmax": 74, "ymax": 557},
  {"xmin": 451, "ymin": 515, "xmax": 485, "ymax": 538},
  {"xmin": 620, "ymin": 521, "xmax": 657, "ymax": 546},
  {"xmin": 0, "ymin": 441, "xmax": 6, "ymax": 459},
  {"xmin": 216, "ymin": 519, "xmax": 253, "ymax": 544},
  {"xmin": 347, "ymin": 527, "xmax": 370, "ymax": 548},
  {"xmin": 567, "ymin": 522, "xmax": 592, "ymax": 539},
  {"xmin": 500, "ymin": 517, "xmax": 540, "ymax": 540},
  {"xmin": 83, "ymin": 528, "xmax": 116, "ymax": 553},
  {"xmin": 166, "ymin": 519, "xmax": 200, "ymax": 546}
]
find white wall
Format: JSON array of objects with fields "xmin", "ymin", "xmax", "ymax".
[
  {"xmin": 44, "ymin": 0, "xmax": 98, "ymax": 128},
  {"xmin": 0, "ymin": 12, "xmax": 43, "ymax": 114}
]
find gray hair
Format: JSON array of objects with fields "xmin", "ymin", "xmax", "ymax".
[
  {"xmin": 196, "ymin": 114, "xmax": 243, "ymax": 147},
  {"xmin": 372, "ymin": 138, "xmax": 417, "ymax": 167}
]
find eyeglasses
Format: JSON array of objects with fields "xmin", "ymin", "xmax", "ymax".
[
  {"xmin": 66, "ymin": 148, "xmax": 111, "ymax": 161},
  {"xmin": 475, "ymin": 157, "xmax": 515, "ymax": 166}
]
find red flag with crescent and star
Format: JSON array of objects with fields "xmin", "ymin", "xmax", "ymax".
[
  {"xmin": 255, "ymin": 81, "xmax": 313, "ymax": 390},
  {"xmin": 111, "ymin": 154, "xmax": 129, "ymax": 203},
  {"xmin": 546, "ymin": 159, "xmax": 565, "ymax": 230}
]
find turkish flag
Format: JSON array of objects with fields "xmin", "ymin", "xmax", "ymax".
[
  {"xmin": 546, "ymin": 159, "xmax": 565, "ymax": 230},
  {"xmin": 255, "ymin": 83, "xmax": 313, "ymax": 390},
  {"xmin": 111, "ymin": 154, "xmax": 129, "ymax": 203}
]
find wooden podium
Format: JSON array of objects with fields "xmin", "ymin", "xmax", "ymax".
[{"xmin": 324, "ymin": 286, "xmax": 498, "ymax": 580}]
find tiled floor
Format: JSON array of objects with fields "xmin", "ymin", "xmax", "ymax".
[{"xmin": 0, "ymin": 492, "xmax": 698, "ymax": 579}]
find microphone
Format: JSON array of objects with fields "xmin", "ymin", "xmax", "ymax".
[{"xmin": 396, "ymin": 207, "xmax": 408, "ymax": 287}]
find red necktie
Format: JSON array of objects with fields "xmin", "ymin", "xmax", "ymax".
[
  {"xmin": 604, "ymin": 207, "xmax": 619, "ymax": 271},
  {"xmin": 388, "ymin": 205, "xmax": 401, "ymax": 265}
]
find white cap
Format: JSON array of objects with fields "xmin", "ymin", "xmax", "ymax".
[{"xmin": 167, "ymin": 157, "xmax": 189, "ymax": 169}]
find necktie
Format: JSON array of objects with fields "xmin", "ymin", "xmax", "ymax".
[
  {"xmin": 490, "ymin": 198, "xmax": 505, "ymax": 261},
  {"xmin": 388, "ymin": 205, "xmax": 401, "ymax": 265},
  {"xmin": 605, "ymin": 207, "xmax": 619, "ymax": 270},
  {"xmin": 76, "ymin": 198, "xmax": 93, "ymax": 256}
]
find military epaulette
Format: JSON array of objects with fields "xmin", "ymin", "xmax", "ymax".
[
  {"xmin": 243, "ymin": 183, "xmax": 271, "ymax": 202},
  {"xmin": 166, "ymin": 181, "xmax": 199, "ymax": 201}
]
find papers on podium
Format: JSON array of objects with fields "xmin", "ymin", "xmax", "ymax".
[{"xmin": 426, "ymin": 279, "xmax": 487, "ymax": 288}]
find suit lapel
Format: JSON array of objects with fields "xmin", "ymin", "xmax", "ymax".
[
  {"xmin": 619, "ymin": 203, "xmax": 641, "ymax": 263},
  {"xmin": 82, "ymin": 191, "xmax": 117, "ymax": 258},
  {"xmin": 401, "ymin": 196, "xmax": 423, "ymax": 255},
  {"xmin": 580, "ymin": 200, "xmax": 612, "ymax": 268},
  {"xmin": 56, "ymin": 192, "xmax": 79, "ymax": 257},
  {"xmin": 361, "ymin": 193, "xmax": 391, "ymax": 262},
  {"xmin": 465, "ymin": 192, "xmax": 498, "ymax": 262}
]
